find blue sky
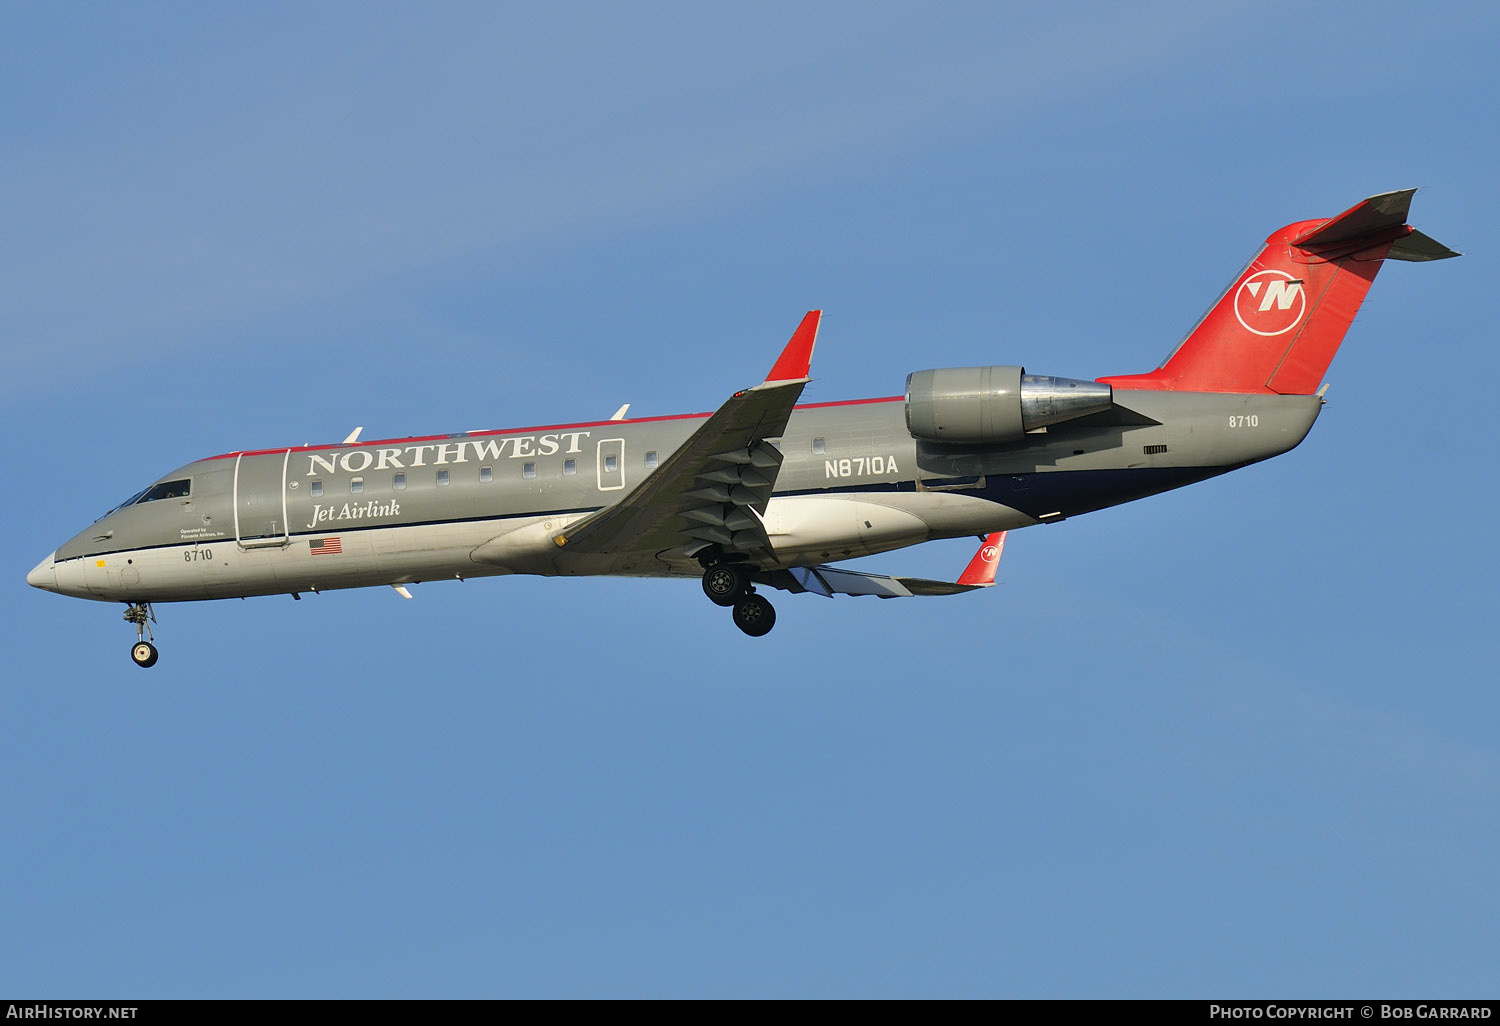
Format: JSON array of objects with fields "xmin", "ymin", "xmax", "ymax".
[{"xmin": 3, "ymin": 1, "xmax": 1496, "ymax": 997}]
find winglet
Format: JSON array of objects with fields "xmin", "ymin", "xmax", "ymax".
[
  {"xmin": 764, "ymin": 310, "xmax": 821, "ymax": 383},
  {"xmin": 957, "ymin": 532, "xmax": 1007, "ymax": 587}
]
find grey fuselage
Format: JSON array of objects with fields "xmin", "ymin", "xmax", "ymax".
[{"xmin": 29, "ymin": 387, "xmax": 1321, "ymax": 604}]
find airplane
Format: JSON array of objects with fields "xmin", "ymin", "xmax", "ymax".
[{"xmin": 27, "ymin": 189, "xmax": 1456, "ymax": 667}]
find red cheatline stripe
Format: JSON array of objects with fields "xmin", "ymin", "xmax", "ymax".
[{"xmin": 203, "ymin": 396, "xmax": 905, "ymax": 461}]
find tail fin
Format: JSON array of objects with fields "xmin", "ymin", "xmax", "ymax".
[{"xmin": 1099, "ymin": 189, "xmax": 1458, "ymax": 394}]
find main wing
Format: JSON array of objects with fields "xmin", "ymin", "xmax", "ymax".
[
  {"xmin": 549, "ymin": 311, "xmax": 822, "ymax": 567},
  {"xmin": 764, "ymin": 532, "xmax": 1008, "ymax": 598}
]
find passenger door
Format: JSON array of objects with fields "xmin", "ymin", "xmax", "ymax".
[{"xmin": 233, "ymin": 450, "xmax": 291, "ymax": 548}]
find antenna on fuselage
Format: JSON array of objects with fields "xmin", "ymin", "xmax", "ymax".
[
  {"xmin": 609, "ymin": 404, "xmax": 630, "ymax": 421},
  {"xmin": 342, "ymin": 426, "xmax": 364, "ymax": 444}
]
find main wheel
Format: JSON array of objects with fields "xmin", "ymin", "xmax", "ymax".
[
  {"xmin": 732, "ymin": 594, "xmax": 776, "ymax": 637},
  {"xmin": 131, "ymin": 641, "xmax": 159, "ymax": 668},
  {"xmin": 702, "ymin": 564, "xmax": 750, "ymax": 607}
]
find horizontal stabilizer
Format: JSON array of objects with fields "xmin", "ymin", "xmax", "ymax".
[
  {"xmin": 1388, "ymin": 228, "xmax": 1461, "ymax": 262},
  {"xmin": 1292, "ymin": 188, "xmax": 1414, "ymax": 248}
]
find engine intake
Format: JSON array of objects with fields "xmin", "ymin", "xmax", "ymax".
[{"xmin": 905, "ymin": 366, "xmax": 1113, "ymax": 445}]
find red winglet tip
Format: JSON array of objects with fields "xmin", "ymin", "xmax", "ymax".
[
  {"xmin": 765, "ymin": 310, "xmax": 821, "ymax": 382},
  {"xmin": 957, "ymin": 532, "xmax": 1007, "ymax": 587}
]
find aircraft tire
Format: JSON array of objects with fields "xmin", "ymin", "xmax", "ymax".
[
  {"xmin": 702, "ymin": 564, "xmax": 750, "ymax": 607},
  {"xmin": 732, "ymin": 594, "xmax": 776, "ymax": 637},
  {"xmin": 131, "ymin": 641, "xmax": 159, "ymax": 668}
]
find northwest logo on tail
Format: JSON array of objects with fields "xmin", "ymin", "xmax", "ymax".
[{"xmin": 1234, "ymin": 269, "xmax": 1305, "ymax": 337}]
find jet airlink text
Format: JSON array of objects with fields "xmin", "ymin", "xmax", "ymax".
[
  {"xmin": 307, "ymin": 500, "xmax": 402, "ymax": 528},
  {"xmin": 305, "ymin": 432, "xmax": 592, "ymax": 477}
]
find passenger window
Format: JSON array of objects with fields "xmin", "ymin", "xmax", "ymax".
[
  {"xmin": 437, "ymin": 470, "xmax": 450, "ymax": 486},
  {"xmin": 645, "ymin": 450, "xmax": 659, "ymax": 470},
  {"xmin": 563, "ymin": 459, "xmax": 577, "ymax": 476},
  {"xmin": 480, "ymin": 466, "xmax": 493, "ymax": 483},
  {"xmin": 604, "ymin": 455, "xmax": 618, "ymax": 473},
  {"xmin": 351, "ymin": 477, "xmax": 364, "ymax": 494},
  {"xmin": 523, "ymin": 462, "xmax": 536, "ymax": 480},
  {"xmin": 813, "ymin": 437, "xmax": 826, "ymax": 455},
  {"xmin": 311, "ymin": 481, "xmax": 323, "ymax": 498},
  {"xmin": 393, "ymin": 473, "xmax": 407, "ymax": 491}
]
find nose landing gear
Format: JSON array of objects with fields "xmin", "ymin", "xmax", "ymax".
[
  {"xmin": 124, "ymin": 603, "xmax": 158, "ymax": 668},
  {"xmin": 700, "ymin": 559, "xmax": 776, "ymax": 637}
]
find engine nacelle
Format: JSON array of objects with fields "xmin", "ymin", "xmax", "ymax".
[{"xmin": 905, "ymin": 366, "xmax": 1114, "ymax": 445}]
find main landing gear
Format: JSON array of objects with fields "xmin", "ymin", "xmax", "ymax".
[
  {"xmin": 731, "ymin": 593, "xmax": 775, "ymax": 637},
  {"xmin": 124, "ymin": 603, "xmax": 158, "ymax": 668},
  {"xmin": 700, "ymin": 560, "xmax": 776, "ymax": 637}
]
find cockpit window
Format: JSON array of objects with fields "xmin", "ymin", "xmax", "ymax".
[
  {"xmin": 97, "ymin": 478, "xmax": 191, "ymax": 520},
  {"xmin": 135, "ymin": 480, "xmax": 192, "ymax": 504},
  {"xmin": 97, "ymin": 489, "xmax": 148, "ymax": 521}
]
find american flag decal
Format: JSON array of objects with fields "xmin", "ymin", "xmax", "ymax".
[{"xmin": 309, "ymin": 537, "xmax": 342, "ymax": 555}]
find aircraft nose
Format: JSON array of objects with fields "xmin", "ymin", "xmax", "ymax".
[{"xmin": 26, "ymin": 552, "xmax": 58, "ymax": 592}]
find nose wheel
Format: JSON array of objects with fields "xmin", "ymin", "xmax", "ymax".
[{"xmin": 123, "ymin": 603, "xmax": 159, "ymax": 669}]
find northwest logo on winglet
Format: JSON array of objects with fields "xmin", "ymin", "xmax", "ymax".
[{"xmin": 1234, "ymin": 269, "xmax": 1305, "ymax": 337}]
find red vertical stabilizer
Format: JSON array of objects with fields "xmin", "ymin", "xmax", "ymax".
[{"xmin": 1098, "ymin": 190, "xmax": 1454, "ymax": 395}]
